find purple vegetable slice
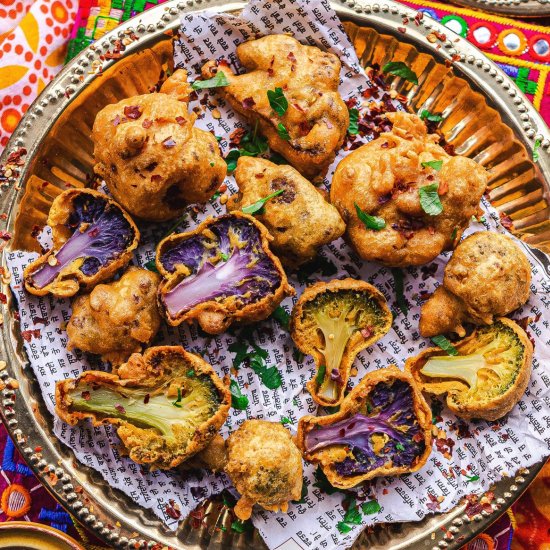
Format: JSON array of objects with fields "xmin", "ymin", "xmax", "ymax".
[
  {"xmin": 24, "ymin": 189, "xmax": 139, "ymax": 297},
  {"xmin": 156, "ymin": 212, "xmax": 294, "ymax": 334},
  {"xmin": 297, "ymin": 366, "xmax": 432, "ymax": 489}
]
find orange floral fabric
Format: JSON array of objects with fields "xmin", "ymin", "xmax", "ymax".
[{"xmin": 0, "ymin": 0, "xmax": 77, "ymax": 149}]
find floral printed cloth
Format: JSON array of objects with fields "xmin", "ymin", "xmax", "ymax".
[{"xmin": 0, "ymin": 0, "xmax": 549, "ymax": 549}]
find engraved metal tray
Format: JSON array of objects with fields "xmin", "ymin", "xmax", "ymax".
[
  {"xmin": 451, "ymin": 0, "xmax": 550, "ymax": 18},
  {"xmin": 1, "ymin": 1, "xmax": 549, "ymax": 549}
]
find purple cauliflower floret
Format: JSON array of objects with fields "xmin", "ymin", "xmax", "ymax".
[
  {"xmin": 304, "ymin": 380, "xmax": 425, "ymax": 477},
  {"xmin": 31, "ymin": 193, "xmax": 135, "ymax": 289},
  {"xmin": 159, "ymin": 216, "xmax": 282, "ymax": 317}
]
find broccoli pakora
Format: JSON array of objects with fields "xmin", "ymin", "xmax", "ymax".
[
  {"xmin": 156, "ymin": 212, "xmax": 294, "ymax": 334},
  {"xmin": 201, "ymin": 35, "xmax": 348, "ymax": 179},
  {"xmin": 290, "ymin": 278, "xmax": 392, "ymax": 407},
  {"xmin": 407, "ymin": 318, "xmax": 532, "ymax": 420},
  {"xmin": 297, "ymin": 367, "xmax": 432, "ymax": 489},
  {"xmin": 420, "ymin": 232, "xmax": 531, "ymax": 337},
  {"xmin": 330, "ymin": 112, "xmax": 488, "ymax": 267},
  {"xmin": 67, "ymin": 267, "xmax": 161, "ymax": 365},
  {"xmin": 225, "ymin": 420, "xmax": 303, "ymax": 520},
  {"xmin": 227, "ymin": 157, "xmax": 345, "ymax": 268},
  {"xmin": 92, "ymin": 69, "xmax": 226, "ymax": 222},
  {"xmin": 56, "ymin": 346, "xmax": 231, "ymax": 470},
  {"xmin": 24, "ymin": 189, "xmax": 139, "ymax": 297}
]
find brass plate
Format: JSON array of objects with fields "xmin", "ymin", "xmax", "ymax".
[
  {"xmin": 0, "ymin": 522, "xmax": 85, "ymax": 550},
  {"xmin": 0, "ymin": 1, "xmax": 549, "ymax": 549}
]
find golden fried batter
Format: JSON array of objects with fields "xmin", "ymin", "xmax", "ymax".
[
  {"xmin": 67, "ymin": 267, "xmax": 161, "ymax": 365},
  {"xmin": 92, "ymin": 69, "xmax": 226, "ymax": 222},
  {"xmin": 225, "ymin": 420, "xmax": 303, "ymax": 520},
  {"xmin": 330, "ymin": 112, "xmax": 488, "ymax": 267},
  {"xmin": 202, "ymin": 35, "xmax": 348, "ymax": 179},
  {"xmin": 420, "ymin": 232, "xmax": 531, "ymax": 337},
  {"xmin": 227, "ymin": 157, "xmax": 345, "ymax": 267}
]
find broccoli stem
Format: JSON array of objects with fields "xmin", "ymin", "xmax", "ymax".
[{"xmin": 420, "ymin": 354, "xmax": 486, "ymax": 388}]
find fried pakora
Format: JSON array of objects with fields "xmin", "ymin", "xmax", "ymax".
[
  {"xmin": 56, "ymin": 346, "xmax": 231, "ymax": 470},
  {"xmin": 225, "ymin": 420, "xmax": 303, "ymax": 520},
  {"xmin": 24, "ymin": 189, "xmax": 139, "ymax": 297},
  {"xmin": 407, "ymin": 318, "xmax": 533, "ymax": 421},
  {"xmin": 330, "ymin": 112, "xmax": 488, "ymax": 267},
  {"xmin": 291, "ymin": 278, "xmax": 392, "ymax": 407},
  {"xmin": 420, "ymin": 232, "xmax": 531, "ymax": 337},
  {"xmin": 297, "ymin": 367, "xmax": 432, "ymax": 489},
  {"xmin": 156, "ymin": 212, "xmax": 294, "ymax": 334},
  {"xmin": 92, "ymin": 69, "xmax": 226, "ymax": 222},
  {"xmin": 227, "ymin": 156, "xmax": 345, "ymax": 267},
  {"xmin": 201, "ymin": 35, "xmax": 348, "ymax": 179},
  {"xmin": 67, "ymin": 267, "xmax": 161, "ymax": 365}
]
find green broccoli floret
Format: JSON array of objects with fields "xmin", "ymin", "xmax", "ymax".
[{"xmin": 421, "ymin": 321, "xmax": 525, "ymax": 405}]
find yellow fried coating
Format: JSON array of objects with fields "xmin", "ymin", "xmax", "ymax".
[
  {"xmin": 56, "ymin": 346, "xmax": 231, "ymax": 470},
  {"xmin": 227, "ymin": 156, "xmax": 345, "ymax": 267},
  {"xmin": 330, "ymin": 112, "xmax": 488, "ymax": 267},
  {"xmin": 67, "ymin": 267, "xmax": 161, "ymax": 365},
  {"xmin": 420, "ymin": 232, "xmax": 531, "ymax": 337},
  {"xmin": 92, "ymin": 69, "xmax": 226, "ymax": 222},
  {"xmin": 225, "ymin": 420, "xmax": 303, "ymax": 520},
  {"xmin": 201, "ymin": 35, "xmax": 348, "ymax": 179}
]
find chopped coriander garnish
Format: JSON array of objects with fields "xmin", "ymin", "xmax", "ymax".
[
  {"xmin": 144, "ymin": 259, "xmax": 158, "ymax": 273},
  {"xmin": 361, "ymin": 500, "xmax": 382, "ymax": 515},
  {"xmin": 533, "ymin": 138, "xmax": 542, "ymax": 163},
  {"xmin": 277, "ymin": 122, "xmax": 290, "ymax": 140},
  {"xmin": 420, "ymin": 109, "xmax": 443, "ymax": 122},
  {"xmin": 382, "ymin": 61, "xmax": 418, "ymax": 85},
  {"xmin": 272, "ymin": 306, "xmax": 291, "ymax": 331},
  {"xmin": 191, "ymin": 71, "xmax": 229, "ymax": 90},
  {"xmin": 225, "ymin": 150, "xmax": 240, "ymax": 173},
  {"xmin": 242, "ymin": 189, "xmax": 284, "ymax": 215},
  {"xmin": 450, "ymin": 227, "xmax": 458, "ymax": 242},
  {"xmin": 229, "ymin": 342, "xmax": 281, "ymax": 389},
  {"xmin": 172, "ymin": 388, "xmax": 183, "ymax": 408},
  {"xmin": 431, "ymin": 334, "xmax": 459, "ymax": 356},
  {"xmin": 209, "ymin": 161, "xmax": 215, "ymax": 167},
  {"xmin": 313, "ymin": 466, "xmax": 343, "ymax": 494},
  {"xmin": 421, "ymin": 160, "xmax": 443, "ymax": 171},
  {"xmin": 316, "ymin": 364, "xmax": 327, "ymax": 386},
  {"xmin": 280, "ymin": 416, "xmax": 292, "ymax": 425},
  {"xmin": 230, "ymin": 519, "xmax": 252, "ymax": 533},
  {"xmin": 391, "ymin": 268, "xmax": 408, "ymax": 315},
  {"xmin": 220, "ymin": 252, "xmax": 229, "ymax": 261},
  {"xmin": 348, "ymin": 108, "xmax": 359, "ymax": 135},
  {"xmin": 465, "ymin": 474, "xmax": 480, "ymax": 483},
  {"xmin": 228, "ymin": 341, "xmax": 249, "ymax": 369},
  {"xmin": 186, "ymin": 369, "xmax": 195, "ymax": 378},
  {"xmin": 337, "ymin": 522, "xmax": 353, "ymax": 534},
  {"xmin": 342, "ymin": 499, "xmax": 362, "ymax": 525},
  {"xmin": 355, "ymin": 202, "xmax": 386, "ymax": 230},
  {"xmin": 267, "ymin": 87, "xmax": 288, "ymax": 116},
  {"xmin": 419, "ymin": 183, "xmax": 443, "ymax": 216},
  {"xmin": 229, "ymin": 379, "xmax": 249, "ymax": 410},
  {"xmin": 211, "ymin": 191, "xmax": 221, "ymax": 201},
  {"xmin": 395, "ymin": 443, "xmax": 405, "ymax": 451}
]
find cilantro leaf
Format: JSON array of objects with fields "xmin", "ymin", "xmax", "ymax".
[
  {"xmin": 465, "ymin": 474, "xmax": 480, "ymax": 483},
  {"xmin": 172, "ymin": 388, "xmax": 182, "ymax": 408},
  {"xmin": 420, "ymin": 109, "xmax": 443, "ymax": 122},
  {"xmin": 240, "ymin": 128, "xmax": 268, "ymax": 156},
  {"xmin": 225, "ymin": 149, "xmax": 241, "ymax": 173},
  {"xmin": 249, "ymin": 359, "xmax": 282, "ymax": 390},
  {"xmin": 277, "ymin": 122, "xmax": 291, "ymax": 141},
  {"xmin": 348, "ymin": 108, "xmax": 359, "ymax": 135},
  {"xmin": 228, "ymin": 341, "xmax": 249, "ymax": 368},
  {"xmin": 382, "ymin": 61, "xmax": 418, "ymax": 85},
  {"xmin": 421, "ymin": 160, "xmax": 443, "ymax": 171},
  {"xmin": 343, "ymin": 500, "xmax": 362, "ymax": 525},
  {"xmin": 361, "ymin": 500, "xmax": 382, "ymax": 515},
  {"xmin": 354, "ymin": 203, "xmax": 386, "ymax": 230},
  {"xmin": 272, "ymin": 306, "xmax": 291, "ymax": 331},
  {"xmin": 534, "ymin": 138, "xmax": 542, "ymax": 163},
  {"xmin": 229, "ymin": 379, "xmax": 249, "ymax": 410},
  {"xmin": 144, "ymin": 259, "xmax": 158, "ymax": 273},
  {"xmin": 313, "ymin": 466, "xmax": 342, "ymax": 494},
  {"xmin": 431, "ymin": 335, "xmax": 459, "ymax": 356},
  {"xmin": 220, "ymin": 252, "xmax": 228, "ymax": 261},
  {"xmin": 231, "ymin": 519, "xmax": 253, "ymax": 533},
  {"xmin": 391, "ymin": 268, "xmax": 408, "ymax": 315},
  {"xmin": 315, "ymin": 364, "xmax": 327, "ymax": 386},
  {"xmin": 419, "ymin": 183, "xmax": 443, "ymax": 216},
  {"xmin": 337, "ymin": 522, "xmax": 353, "ymax": 534},
  {"xmin": 280, "ymin": 416, "xmax": 292, "ymax": 425},
  {"xmin": 191, "ymin": 71, "xmax": 229, "ymax": 90},
  {"xmin": 267, "ymin": 87, "xmax": 288, "ymax": 116},
  {"xmin": 242, "ymin": 189, "xmax": 284, "ymax": 215}
]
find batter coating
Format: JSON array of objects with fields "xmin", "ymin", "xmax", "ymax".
[{"xmin": 330, "ymin": 112, "xmax": 488, "ymax": 267}]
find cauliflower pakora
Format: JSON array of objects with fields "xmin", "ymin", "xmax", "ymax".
[
  {"xmin": 55, "ymin": 346, "xmax": 231, "ymax": 470},
  {"xmin": 201, "ymin": 35, "xmax": 348, "ymax": 179},
  {"xmin": 330, "ymin": 112, "xmax": 488, "ymax": 267},
  {"xmin": 407, "ymin": 318, "xmax": 532, "ymax": 421},
  {"xmin": 227, "ymin": 156, "xmax": 345, "ymax": 267},
  {"xmin": 67, "ymin": 267, "xmax": 161, "ymax": 365},
  {"xmin": 420, "ymin": 232, "xmax": 531, "ymax": 337},
  {"xmin": 225, "ymin": 420, "xmax": 303, "ymax": 520},
  {"xmin": 156, "ymin": 212, "xmax": 294, "ymax": 334},
  {"xmin": 297, "ymin": 367, "xmax": 432, "ymax": 489},
  {"xmin": 290, "ymin": 278, "xmax": 392, "ymax": 407},
  {"xmin": 24, "ymin": 189, "xmax": 139, "ymax": 297},
  {"xmin": 92, "ymin": 69, "xmax": 226, "ymax": 222}
]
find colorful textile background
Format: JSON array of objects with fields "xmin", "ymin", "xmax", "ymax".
[{"xmin": 0, "ymin": 0, "xmax": 549, "ymax": 549}]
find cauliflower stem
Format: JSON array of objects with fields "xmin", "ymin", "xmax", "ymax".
[{"xmin": 421, "ymin": 354, "xmax": 485, "ymax": 388}]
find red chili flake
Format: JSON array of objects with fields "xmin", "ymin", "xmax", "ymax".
[
  {"xmin": 499, "ymin": 212, "xmax": 514, "ymax": 230},
  {"xmin": 112, "ymin": 115, "xmax": 121, "ymax": 127},
  {"xmin": 175, "ymin": 116, "xmax": 186, "ymax": 126},
  {"xmin": 0, "ymin": 293, "xmax": 6, "ymax": 304},
  {"xmin": 142, "ymin": 118, "xmax": 153, "ymax": 129},
  {"xmin": 104, "ymin": 51, "xmax": 122, "ymax": 60},
  {"xmin": 451, "ymin": 54, "xmax": 461, "ymax": 63},
  {"xmin": 428, "ymin": 226, "xmax": 435, "ymax": 235},
  {"xmin": 229, "ymin": 127, "xmax": 246, "ymax": 146},
  {"xmin": 143, "ymin": 393, "xmax": 150, "ymax": 404},
  {"xmin": 298, "ymin": 121, "xmax": 311, "ymax": 136},
  {"xmin": 21, "ymin": 329, "xmax": 40, "ymax": 342},
  {"xmin": 435, "ymin": 436, "xmax": 455, "ymax": 456},
  {"xmin": 0, "ymin": 214, "xmax": 6, "ymax": 220},
  {"xmin": 165, "ymin": 499, "xmax": 182, "ymax": 520},
  {"xmin": 287, "ymin": 51, "xmax": 296, "ymax": 63},
  {"xmin": 162, "ymin": 137, "xmax": 177, "ymax": 148},
  {"xmin": 219, "ymin": 183, "xmax": 227, "ymax": 192},
  {"xmin": 267, "ymin": 68, "xmax": 274, "ymax": 77},
  {"xmin": 345, "ymin": 97, "xmax": 357, "ymax": 109},
  {"xmin": 7, "ymin": 148, "xmax": 27, "ymax": 165},
  {"xmin": 292, "ymin": 102, "xmax": 305, "ymax": 113},
  {"xmin": 88, "ymin": 227, "xmax": 99, "ymax": 238},
  {"xmin": 32, "ymin": 317, "xmax": 47, "ymax": 325},
  {"xmin": 241, "ymin": 97, "xmax": 256, "ymax": 110},
  {"xmin": 34, "ymin": 446, "xmax": 42, "ymax": 452},
  {"xmin": 0, "ymin": 231, "xmax": 12, "ymax": 241},
  {"xmin": 412, "ymin": 432, "xmax": 424, "ymax": 443},
  {"xmin": 398, "ymin": 27, "xmax": 406, "ymax": 34},
  {"xmin": 360, "ymin": 327, "xmax": 373, "ymax": 339},
  {"xmin": 255, "ymin": 173, "xmax": 264, "ymax": 179},
  {"xmin": 438, "ymin": 180, "xmax": 448, "ymax": 195},
  {"xmin": 82, "ymin": 391, "xmax": 91, "ymax": 401},
  {"xmin": 151, "ymin": 175, "xmax": 162, "ymax": 183},
  {"xmin": 124, "ymin": 105, "xmax": 142, "ymax": 120},
  {"xmin": 114, "ymin": 403, "xmax": 126, "ymax": 414}
]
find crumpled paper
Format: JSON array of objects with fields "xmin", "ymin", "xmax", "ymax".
[{"xmin": 6, "ymin": 1, "xmax": 550, "ymax": 549}]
